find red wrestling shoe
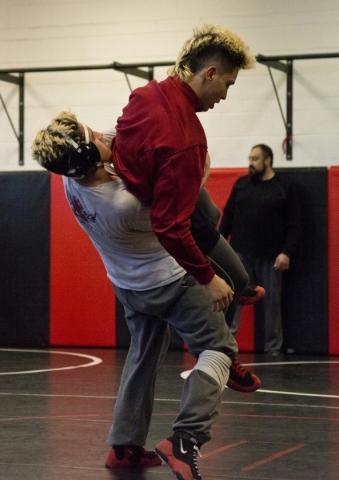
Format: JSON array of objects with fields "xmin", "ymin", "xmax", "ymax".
[
  {"xmin": 105, "ymin": 445, "xmax": 162, "ymax": 468},
  {"xmin": 227, "ymin": 359, "xmax": 261, "ymax": 392},
  {"xmin": 239, "ymin": 285, "xmax": 265, "ymax": 305}
]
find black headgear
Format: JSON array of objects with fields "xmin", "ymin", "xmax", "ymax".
[{"xmin": 49, "ymin": 124, "xmax": 101, "ymax": 178}]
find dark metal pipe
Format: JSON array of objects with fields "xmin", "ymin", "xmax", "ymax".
[{"xmin": 257, "ymin": 52, "xmax": 339, "ymax": 62}]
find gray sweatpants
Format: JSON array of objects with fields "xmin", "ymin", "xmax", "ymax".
[
  {"xmin": 195, "ymin": 188, "xmax": 249, "ymax": 326},
  {"xmin": 107, "ymin": 274, "xmax": 238, "ymax": 447}
]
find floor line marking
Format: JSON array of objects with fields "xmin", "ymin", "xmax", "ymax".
[
  {"xmin": 0, "ymin": 462, "xmax": 105, "ymax": 471},
  {"xmin": 241, "ymin": 443, "xmax": 306, "ymax": 471},
  {"xmin": 0, "ymin": 414, "xmax": 110, "ymax": 422},
  {"xmin": 257, "ymin": 388, "xmax": 339, "ymax": 399},
  {"xmin": 181, "ymin": 361, "xmax": 339, "ymax": 400},
  {"xmin": 0, "ymin": 391, "xmax": 339, "ymax": 410},
  {"xmin": 0, "ymin": 349, "xmax": 102, "ymax": 375},
  {"xmin": 202, "ymin": 440, "xmax": 247, "ymax": 459},
  {"xmin": 242, "ymin": 360, "xmax": 339, "ymax": 366},
  {"xmin": 1, "ymin": 411, "xmax": 339, "ymax": 423},
  {"xmin": 181, "ymin": 360, "xmax": 339, "ymax": 380},
  {"xmin": 219, "ymin": 413, "xmax": 339, "ymax": 422},
  {"xmin": 0, "ymin": 392, "xmax": 117, "ymax": 399}
]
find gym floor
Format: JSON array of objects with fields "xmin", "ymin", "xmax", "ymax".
[{"xmin": 0, "ymin": 347, "xmax": 338, "ymax": 480}]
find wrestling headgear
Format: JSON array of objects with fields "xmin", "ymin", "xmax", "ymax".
[{"xmin": 49, "ymin": 124, "xmax": 101, "ymax": 178}]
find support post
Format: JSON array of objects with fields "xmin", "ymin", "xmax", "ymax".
[
  {"xmin": 19, "ymin": 73, "xmax": 24, "ymax": 166},
  {"xmin": 286, "ymin": 60, "xmax": 293, "ymax": 160}
]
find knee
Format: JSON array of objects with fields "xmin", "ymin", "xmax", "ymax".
[{"xmin": 193, "ymin": 350, "xmax": 232, "ymax": 391}]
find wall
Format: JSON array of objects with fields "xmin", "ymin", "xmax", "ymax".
[
  {"xmin": 1, "ymin": 0, "xmax": 339, "ymax": 172},
  {"xmin": 1, "ymin": 168, "xmax": 336, "ymax": 356}
]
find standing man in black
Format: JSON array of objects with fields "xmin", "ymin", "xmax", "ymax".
[{"xmin": 219, "ymin": 144, "xmax": 301, "ymax": 356}]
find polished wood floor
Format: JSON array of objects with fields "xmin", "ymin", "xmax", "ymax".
[{"xmin": 0, "ymin": 347, "xmax": 338, "ymax": 479}]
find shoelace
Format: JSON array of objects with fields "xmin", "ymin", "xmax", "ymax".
[
  {"xmin": 231, "ymin": 360, "xmax": 247, "ymax": 379},
  {"xmin": 193, "ymin": 445, "xmax": 203, "ymax": 478},
  {"xmin": 133, "ymin": 446, "xmax": 157, "ymax": 460}
]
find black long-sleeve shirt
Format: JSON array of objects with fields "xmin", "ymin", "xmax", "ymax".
[{"xmin": 219, "ymin": 173, "xmax": 301, "ymax": 261}]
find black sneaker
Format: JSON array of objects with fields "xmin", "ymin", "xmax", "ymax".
[
  {"xmin": 227, "ymin": 359, "xmax": 261, "ymax": 392},
  {"xmin": 155, "ymin": 434, "xmax": 202, "ymax": 480},
  {"xmin": 239, "ymin": 285, "xmax": 265, "ymax": 305}
]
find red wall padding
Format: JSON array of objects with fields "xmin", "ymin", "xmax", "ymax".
[
  {"xmin": 49, "ymin": 170, "xmax": 254, "ymax": 351},
  {"xmin": 48, "ymin": 167, "xmax": 339, "ymax": 355},
  {"xmin": 50, "ymin": 174, "xmax": 116, "ymax": 346},
  {"xmin": 206, "ymin": 169, "xmax": 254, "ymax": 352},
  {"xmin": 327, "ymin": 167, "xmax": 339, "ymax": 354}
]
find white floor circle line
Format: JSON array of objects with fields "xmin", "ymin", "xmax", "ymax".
[
  {"xmin": 180, "ymin": 360, "xmax": 339, "ymax": 399},
  {"xmin": 0, "ymin": 348, "xmax": 102, "ymax": 375},
  {"xmin": 181, "ymin": 360, "xmax": 339, "ymax": 379},
  {"xmin": 257, "ymin": 389, "xmax": 339, "ymax": 399},
  {"xmin": 241, "ymin": 360, "xmax": 339, "ymax": 367}
]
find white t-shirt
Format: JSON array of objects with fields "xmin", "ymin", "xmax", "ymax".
[{"xmin": 63, "ymin": 175, "xmax": 185, "ymax": 290}]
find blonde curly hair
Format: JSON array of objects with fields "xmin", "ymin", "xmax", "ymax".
[
  {"xmin": 31, "ymin": 111, "xmax": 82, "ymax": 173},
  {"xmin": 168, "ymin": 24, "xmax": 256, "ymax": 82}
]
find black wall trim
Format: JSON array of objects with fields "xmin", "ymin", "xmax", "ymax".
[
  {"xmin": 276, "ymin": 168, "xmax": 327, "ymax": 354},
  {"xmin": 0, "ymin": 172, "xmax": 50, "ymax": 346}
]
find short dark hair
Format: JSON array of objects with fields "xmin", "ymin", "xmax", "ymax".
[{"xmin": 253, "ymin": 144, "xmax": 274, "ymax": 165}]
